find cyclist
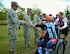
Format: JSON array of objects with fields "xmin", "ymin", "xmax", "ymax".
[
  {"xmin": 36, "ymin": 16, "xmax": 58, "ymax": 54},
  {"xmin": 54, "ymin": 12, "xmax": 69, "ymax": 46}
]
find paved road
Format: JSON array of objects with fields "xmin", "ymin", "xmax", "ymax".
[{"xmin": 65, "ymin": 35, "xmax": 70, "ymax": 54}]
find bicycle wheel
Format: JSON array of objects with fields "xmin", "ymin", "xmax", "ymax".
[
  {"xmin": 50, "ymin": 45, "xmax": 56, "ymax": 54},
  {"xmin": 35, "ymin": 49, "xmax": 39, "ymax": 54},
  {"xmin": 55, "ymin": 39, "xmax": 64, "ymax": 54},
  {"xmin": 62, "ymin": 41, "xmax": 66, "ymax": 54}
]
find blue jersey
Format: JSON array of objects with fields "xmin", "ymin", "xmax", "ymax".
[{"xmin": 45, "ymin": 22, "xmax": 58, "ymax": 39}]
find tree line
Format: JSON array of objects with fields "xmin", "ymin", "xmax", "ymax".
[{"xmin": 0, "ymin": 2, "xmax": 70, "ymax": 20}]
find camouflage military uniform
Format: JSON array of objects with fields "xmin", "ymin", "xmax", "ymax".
[
  {"xmin": 34, "ymin": 14, "xmax": 41, "ymax": 44},
  {"xmin": 23, "ymin": 13, "xmax": 34, "ymax": 48},
  {"xmin": 7, "ymin": 8, "xmax": 24, "ymax": 52}
]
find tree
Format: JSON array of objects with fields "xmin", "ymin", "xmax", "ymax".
[
  {"xmin": 17, "ymin": 6, "xmax": 25, "ymax": 20},
  {"xmin": 0, "ymin": 8, "xmax": 8, "ymax": 20},
  {"xmin": 0, "ymin": 2, "xmax": 4, "ymax": 12},
  {"xmin": 64, "ymin": 6, "xmax": 70, "ymax": 28},
  {"xmin": 64, "ymin": 6, "xmax": 70, "ymax": 19},
  {"xmin": 31, "ymin": 4, "xmax": 42, "ymax": 20},
  {"xmin": 0, "ymin": 2, "xmax": 8, "ymax": 20},
  {"xmin": 31, "ymin": 8, "xmax": 37, "ymax": 20}
]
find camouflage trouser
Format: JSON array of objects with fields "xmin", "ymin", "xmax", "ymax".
[
  {"xmin": 24, "ymin": 28, "xmax": 30, "ymax": 48},
  {"xmin": 34, "ymin": 28, "xmax": 40, "ymax": 44},
  {"xmin": 8, "ymin": 28, "xmax": 17, "ymax": 51}
]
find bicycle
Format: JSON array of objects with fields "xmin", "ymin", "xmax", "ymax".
[
  {"xmin": 35, "ymin": 39, "xmax": 57, "ymax": 54},
  {"xmin": 55, "ymin": 26, "xmax": 66, "ymax": 54}
]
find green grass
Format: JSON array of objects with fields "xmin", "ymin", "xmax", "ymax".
[
  {"xmin": 0, "ymin": 25, "xmax": 70, "ymax": 54},
  {"xmin": 0, "ymin": 25, "xmax": 36, "ymax": 54}
]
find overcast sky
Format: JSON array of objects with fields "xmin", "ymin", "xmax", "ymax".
[{"xmin": 0, "ymin": 0, "xmax": 70, "ymax": 16}]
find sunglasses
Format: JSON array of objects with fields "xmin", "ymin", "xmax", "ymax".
[{"xmin": 16, "ymin": 6, "xmax": 18, "ymax": 7}]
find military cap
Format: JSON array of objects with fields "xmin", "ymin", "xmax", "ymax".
[
  {"xmin": 27, "ymin": 8, "xmax": 32, "ymax": 12},
  {"xmin": 36, "ymin": 9, "xmax": 41, "ymax": 13},
  {"xmin": 11, "ymin": 2, "xmax": 18, "ymax": 7}
]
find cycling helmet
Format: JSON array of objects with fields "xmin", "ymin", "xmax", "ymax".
[{"xmin": 45, "ymin": 16, "xmax": 53, "ymax": 21}]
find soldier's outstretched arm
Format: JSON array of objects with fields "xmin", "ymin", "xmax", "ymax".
[
  {"xmin": 11, "ymin": 14, "xmax": 28, "ymax": 26},
  {"xmin": 18, "ymin": 20, "xmax": 28, "ymax": 26}
]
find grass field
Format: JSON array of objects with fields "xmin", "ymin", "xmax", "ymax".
[{"xmin": 0, "ymin": 25, "xmax": 36, "ymax": 54}]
